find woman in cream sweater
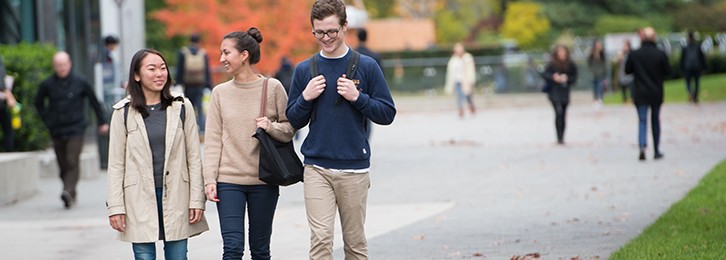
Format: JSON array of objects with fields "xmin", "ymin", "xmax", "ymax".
[{"xmin": 203, "ymin": 28, "xmax": 294, "ymax": 259}]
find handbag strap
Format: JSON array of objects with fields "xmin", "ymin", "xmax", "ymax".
[{"xmin": 259, "ymin": 77, "xmax": 269, "ymax": 118}]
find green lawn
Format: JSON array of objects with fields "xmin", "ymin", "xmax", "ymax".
[
  {"xmin": 609, "ymin": 159, "xmax": 726, "ymax": 259},
  {"xmin": 604, "ymin": 73, "xmax": 726, "ymax": 104}
]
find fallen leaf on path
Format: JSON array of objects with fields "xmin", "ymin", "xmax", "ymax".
[{"xmin": 511, "ymin": 252, "xmax": 540, "ymax": 260}]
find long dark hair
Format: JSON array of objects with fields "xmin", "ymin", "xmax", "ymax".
[
  {"xmin": 550, "ymin": 44, "xmax": 571, "ymax": 71},
  {"xmin": 588, "ymin": 39, "xmax": 604, "ymax": 61},
  {"xmin": 223, "ymin": 28, "xmax": 263, "ymax": 65},
  {"xmin": 126, "ymin": 48, "xmax": 173, "ymax": 117}
]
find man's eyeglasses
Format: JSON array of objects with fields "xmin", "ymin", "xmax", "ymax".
[{"xmin": 312, "ymin": 27, "xmax": 341, "ymax": 39}]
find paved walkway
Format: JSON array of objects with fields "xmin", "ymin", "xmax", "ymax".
[{"xmin": 1, "ymin": 92, "xmax": 725, "ymax": 259}]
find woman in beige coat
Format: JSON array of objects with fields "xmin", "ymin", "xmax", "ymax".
[
  {"xmin": 445, "ymin": 42, "xmax": 477, "ymax": 118},
  {"xmin": 107, "ymin": 49, "xmax": 208, "ymax": 259}
]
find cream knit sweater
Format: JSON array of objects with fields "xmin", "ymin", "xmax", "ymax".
[{"xmin": 203, "ymin": 76, "xmax": 294, "ymax": 185}]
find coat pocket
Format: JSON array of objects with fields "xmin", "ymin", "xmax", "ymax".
[{"xmin": 123, "ymin": 174, "xmax": 138, "ymax": 188}]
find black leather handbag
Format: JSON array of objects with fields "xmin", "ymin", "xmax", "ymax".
[{"xmin": 252, "ymin": 78, "xmax": 303, "ymax": 186}]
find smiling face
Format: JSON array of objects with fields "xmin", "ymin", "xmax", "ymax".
[
  {"xmin": 133, "ymin": 53, "xmax": 168, "ymax": 94},
  {"xmin": 220, "ymin": 38, "xmax": 248, "ymax": 75},
  {"xmin": 312, "ymin": 15, "xmax": 347, "ymax": 57}
]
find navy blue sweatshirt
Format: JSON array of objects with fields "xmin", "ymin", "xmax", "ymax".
[{"xmin": 286, "ymin": 49, "xmax": 396, "ymax": 169}]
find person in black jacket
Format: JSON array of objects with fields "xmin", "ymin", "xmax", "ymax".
[
  {"xmin": 542, "ymin": 44, "xmax": 578, "ymax": 145},
  {"xmin": 680, "ymin": 31, "xmax": 707, "ymax": 104},
  {"xmin": 35, "ymin": 51, "xmax": 109, "ymax": 208},
  {"xmin": 625, "ymin": 27, "xmax": 672, "ymax": 160}
]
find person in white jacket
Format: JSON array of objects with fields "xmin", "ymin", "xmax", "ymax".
[{"xmin": 445, "ymin": 42, "xmax": 477, "ymax": 118}]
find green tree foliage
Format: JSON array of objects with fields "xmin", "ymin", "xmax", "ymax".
[
  {"xmin": 145, "ymin": 0, "xmax": 186, "ymax": 66},
  {"xmin": 434, "ymin": 0, "xmax": 499, "ymax": 44},
  {"xmin": 365, "ymin": 0, "xmax": 397, "ymax": 18},
  {"xmin": 673, "ymin": 2, "xmax": 726, "ymax": 34},
  {"xmin": 594, "ymin": 15, "xmax": 651, "ymax": 35},
  {"xmin": 501, "ymin": 2, "xmax": 550, "ymax": 50},
  {"xmin": 540, "ymin": 0, "xmax": 683, "ymax": 36},
  {"xmin": 0, "ymin": 43, "xmax": 56, "ymax": 151}
]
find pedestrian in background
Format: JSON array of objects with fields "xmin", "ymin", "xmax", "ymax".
[
  {"xmin": 274, "ymin": 56, "xmax": 294, "ymax": 93},
  {"xmin": 616, "ymin": 40, "xmax": 634, "ymax": 103},
  {"xmin": 356, "ymin": 27, "xmax": 383, "ymax": 138},
  {"xmin": 204, "ymin": 28, "xmax": 294, "ymax": 260},
  {"xmin": 35, "ymin": 51, "xmax": 109, "ymax": 209},
  {"xmin": 0, "ymin": 54, "xmax": 15, "ymax": 152},
  {"xmin": 625, "ymin": 27, "xmax": 672, "ymax": 160},
  {"xmin": 176, "ymin": 33, "xmax": 212, "ymax": 134},
  {"xmin": 542, "ymin": 44, "xmax": 578, "ymax": 145},
  {"xmin": 106, "ymin": 48, "xmax": 208, "ymax": 259},
  {"xmin": 286, "ymin": 0, "xmax": 396, "ymax": 258},
  {"xmin": 680, "ymin": 31, "xmax": 707, "ymax": 104},
  {"xmin": 445, "ymin": 42, "xmax": 477, "ymax": 118},
  {"xmin": 588, "ymin": 38, "xmax": 607, "ymax": 107}
]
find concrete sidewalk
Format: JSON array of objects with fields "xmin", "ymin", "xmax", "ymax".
[{"xmin": 1, "ymin": 91, "xmax": 724, "ymax": 259}]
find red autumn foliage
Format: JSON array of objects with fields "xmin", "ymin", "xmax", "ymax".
[{"xmin": 152, "ymin": 0, "xmax": 318, "ymax": 79}]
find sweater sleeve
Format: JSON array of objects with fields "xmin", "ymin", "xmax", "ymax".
[
  {"xmin": 350, "ymin": 58, "xmax": 396, "ymax": 125},
  {"xmin": 202, "ymin": 88, "xmax": 223, "ymax": 185},
  {"xmin": 285, "ymin": 62, "xmax": 316, "ymax": 129},
  {"xmin": 84, "ymin": 79, "xmax": 107, "ymax": 125},
  {"xmin": 266, "ymin": 80, "xmax": 295, "ymax": 143}
]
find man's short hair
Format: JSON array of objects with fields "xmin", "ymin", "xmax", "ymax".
[
  {"xmin": 104, "ymin": 35, "xmax": 119, "ymax": 45},
  {"xmin": 357, "ymin": 28, "xmax": 368, "ymax": 42},
  {"xmin": 310, "ymin": 0, "xmax": 347, "ymax": 27},
  {"xmin": 190, "ymin": 33, "xmax": 201, "ymax": 43}
]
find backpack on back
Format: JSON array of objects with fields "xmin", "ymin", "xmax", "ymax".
[
  {"xmin": 181, "ymin": 47, "xmax": 207, "ymax": 86},
  {"xmin": 683, "ymin": 46, "xmax": 701, "ymax": 72}
]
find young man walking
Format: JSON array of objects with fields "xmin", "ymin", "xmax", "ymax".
[{"xmin": 286, "ymin": 0, "xmax": 396, "ymax": 259}]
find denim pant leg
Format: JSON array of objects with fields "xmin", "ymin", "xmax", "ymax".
[
  {"xmin": 246, "ymin": 185, "xmax": 279, "ymax": 260},
  {"xmin": 132, "ymin": 242, "xmax": 156, "ymax": 260},
  {"xmin": 651, "ymin": 103, "xmax": 662, "ymax": 153},
  {"xmin": 593, "ymin": 78, "xmax": 604, "ymax": 100},
  {"xmin": 454, "ymin": 82, "xmax": 465, "ymax": 110},
  {"xmin": 163, "ymin": 239, "xmax": 188, "ymax": 260},
  {"xmin": 636, "ymin": 105, "xmax": 649, "ymax": 149},
  {"xmin": 216, "ymin": 183, "xmax": 247, "ymax": 260}
]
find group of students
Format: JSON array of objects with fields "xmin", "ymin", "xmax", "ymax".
[
  {"xmin": 540, "ymin": 27, "xmax": 687, "ymax": 160},
  {"xmin": 105, "ymin": 0, "xmax": 395, "ymax": 259}
]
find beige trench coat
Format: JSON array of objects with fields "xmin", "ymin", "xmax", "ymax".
[{"xmin": 106, "ymin": 96, "xmax": 208, "ymax": 242}]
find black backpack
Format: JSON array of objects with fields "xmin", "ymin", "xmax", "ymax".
[{"xmin": 683, "ymin": 46, "xmax": 701, "ymax": 71}]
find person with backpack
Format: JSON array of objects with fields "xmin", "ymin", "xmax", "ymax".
[
  {"xmin": 106, "ymin": 49, "xmax": 208, "ymax": 259},
  {"xmin": 680, "ymin": 31, "xmax": 707, "ymax": 104},
  {"xmin": 176, "ymin": 33, "xmax": 212, "ymax": 133},
  {"xmin": 286, "ymin": 0, "xmax": 396, "ymax": 259},
  {"xmin": 203, "ymin": 28, "xmax": 294, "ymax": 259}
]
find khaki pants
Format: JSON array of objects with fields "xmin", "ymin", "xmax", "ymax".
[{"xmin": 304, "ymin": 165, "xmax": 370, "ymax": 260}]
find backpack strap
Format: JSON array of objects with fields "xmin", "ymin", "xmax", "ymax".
[{"xmin": 309, "ymin": 50, "xmax": 361, "ymax": 121}]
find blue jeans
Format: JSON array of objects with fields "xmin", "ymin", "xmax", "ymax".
[
  {"xmin": 216, "ymin": 183, "xmax": 279, "ymax": 260},
  {"xmin": 636, "ymin": 104, "xmax": 661, "ymax": 152},
  {"xmin": 131, "ymin": 188, "xmax": 188, "ymax": 259},
  {"xmin": 454, "ymin": 82, "xmax": 473, "ymax": 110},
  {"xmin": 592, "ymin": 77, "xmax": 605, "ymax": 100},
  {"xmin": 184, "ymin": 86, "xmax": 205, "ymax": 132}
]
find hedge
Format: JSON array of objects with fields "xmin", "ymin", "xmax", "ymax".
[{"xmin": 0, "ymin": 43, "xmax": 56, "ymax": 151}]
